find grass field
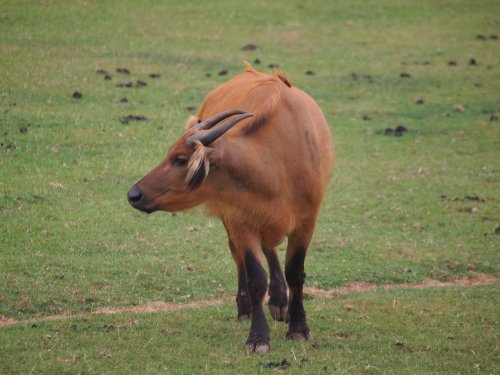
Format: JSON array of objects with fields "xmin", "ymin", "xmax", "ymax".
[{"xmin": 0, "ymin": 0, "xmax": 499, "ymax": 373}]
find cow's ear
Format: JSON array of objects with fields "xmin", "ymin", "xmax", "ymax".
[
  {"xmin": 185, "ymin": 115, "xmax": 200, "ymax": 130},
  {"xmin": 186, "ymin": 142, "xmax": 209, "ymax": 190}
]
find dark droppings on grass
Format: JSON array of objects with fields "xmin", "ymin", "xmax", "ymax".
[
  {"xmin": 120, "ymin": 115, "xmax": 148, "ymax": 124},
  {"xmin": 136, "ymin": 80, "xmax": 147, "ymax": 87},
  {"xmin": 19, "ymin": 127, "xmax": 28, "ymax": 134},
  {"xmin": 119, "ymin": 97, "xmax": 128, "ymax": 103},
  {"xmin": 104, "ymin": 74, "xmax": 112, "ymax": 80},
  {"xmin": 415, "ymin": 99, "xmax": 425, "ymax": 104},
  {"xmin": 185, "ymin": 106, "xmax": 196, "ymax": 112},
  {"xmin": 448, "ymin": 60, "xmax": 457, "ymax": 66},
  {"xmin": 469, "ymin": 58, "xmax": 478, "ymax": 66},
  {"xmin": 440, "ymin": 195, "xmax": 485, "ymax": 203},
  {"xmin": 116, "ymin": 81, "xmax": 133, "ymax": 88},
  {"xmin": 242, "ymin": 43, "xmax": 258, "ymax": 51},
  {"xmin": 476, "ymin": 34, "xmax": 498, "ymax": 40},
  {"xmin": 218, "ymin": 68, "xmax": 228, "ymax": 76},
  {"xmin": 116, "ymin": 67, "xmax": 130, "ymax": 74},
  {"xmin": 305, "ymin": 70, "xmax": 315, "ymax": 76},
  {"xmin": 261, "ymin": 359, "xmax": 291, "ymax": 370},
  {"xmin": 402, "ymin": 60, "xmax": 431, "ymax": 66},
  {"xmin": 253, "ymin": 58, "xmax": 261, "ymax": 65},
  {"xmin": 463, "ymin": 195, "xmax": 485, "ymax": 202},
  {"xmin": 268, "ymin": 63, "xmax": 279, "ymax": 68},
  {"xmin": 72, "ymin": 91, "xmax": 82, "ymax": 99},
  {"xmin": 384, "ymin": 125, "xmax": 408, "ymax": 136},
  {"xmin": 96, "ymin": 69, "xmax": 108, "ymax": 75},
  {"xmin": 400, "ymin": 72, "xmax": 411, "ymax": 78},
  {"xmin": 149, "ymin": 73, "xmax": 161, "ymax": 78}
]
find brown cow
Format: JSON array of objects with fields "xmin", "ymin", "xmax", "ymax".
[{"xmin": 128, "ymin": 63, "xmax": 334, "ymax": 353}]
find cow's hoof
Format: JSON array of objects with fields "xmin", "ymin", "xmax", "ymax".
[
  {"xmin": 269, "ymin": 304, "xmax": 287, "ymax": 322},
  {"xmin": 287, "ymin": 323, "xmax": 312, "ymax": 340},
  {"xmin": 246, "ymin": 342, "xmax": 270, "ymax": 354},
  {"xmin": 238, "ymin": 313, "xmax": 251, "ymax": 321}
]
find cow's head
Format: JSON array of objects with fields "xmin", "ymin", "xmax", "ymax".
[{"xmin": 127, "ymin": 109, "xmax": 253, "ymax": 213}]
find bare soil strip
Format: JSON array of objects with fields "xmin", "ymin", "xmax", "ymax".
[
  {"xmin": 1, "ymin": 275, "xmax": 498, "ymax": 328},
  {"xmin": 304, "ymin": 274, "xmax": 499, "ymax": 296}
]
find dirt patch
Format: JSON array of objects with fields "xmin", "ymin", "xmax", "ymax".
[
  {"xmin": 304, "ymin": 274, "xmax": 499, "ymax": 297},
  {"xmin": 1, "ymin": 276, "xmax": 498, "ymax": 328},
  {"xmin": 0, "ymin": 297, "xmax": 233, "ymax": 328}
]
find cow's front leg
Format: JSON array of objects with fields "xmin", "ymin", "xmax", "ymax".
[
  {"xmin": 244, "ymin": 249, "xmax": 270, "ymax": 353},
  {"xmin": 227, "ymin": 239, "xmax": 252, "ymax": 320},
  {"xmin": 235, "ymin": 262, "xmax": 252, "ymax": 321}
]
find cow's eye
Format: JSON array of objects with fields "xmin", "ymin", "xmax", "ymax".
[{"xmin": 172, "ymin": 156, "xmax": 188, "ymax": 167}]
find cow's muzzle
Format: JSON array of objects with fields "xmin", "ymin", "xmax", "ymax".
[{"xmin": 127, "ymin": 185, "xmax": 157, "ymax": 213}]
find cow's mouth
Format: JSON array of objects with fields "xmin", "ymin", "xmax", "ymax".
[{"xmin": 127, "ymin": 186, "xmax": 158, "ymax": 214}]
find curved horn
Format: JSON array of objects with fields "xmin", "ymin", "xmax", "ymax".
[
  {"xmin": 187, "ymin": 112, "xmax": 254, "ymax": 146},
  {"xmin": 190, "ymin": 109, "xmax": 248, "ymax": 132}
]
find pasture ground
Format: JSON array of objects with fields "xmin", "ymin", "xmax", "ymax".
[{"xmin": 0, "ymin": 0, "xmax": 498, "ymax": 373}]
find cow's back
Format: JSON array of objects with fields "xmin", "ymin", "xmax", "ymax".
[{"xmin": 200, "ymin": 66, "xmax": 333, "ymax": 240}]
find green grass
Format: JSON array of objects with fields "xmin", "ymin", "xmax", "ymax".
[
  {"xmin": 0, "ymin": 0, "xmax": 499, "ymax": 371},
  {"xmin": 1, "ymin": 285, "xmax": 498, "ymax": 374}
]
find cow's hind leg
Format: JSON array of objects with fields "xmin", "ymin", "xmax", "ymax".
[
  {"xmin": 284, "ymin": 223, "xmax": 316, "ymax": 340},
  {"xmin": 263, "ymin": 246, "xmax": 288, "ymax": 321}
]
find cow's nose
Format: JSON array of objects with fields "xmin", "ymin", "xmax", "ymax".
[{"xmin": 128, "ymin": 186, "xmax": 143, "ymax": 203}]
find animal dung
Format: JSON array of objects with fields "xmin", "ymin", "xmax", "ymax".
[
  {"xmin": 116, "ymin": 67, "xmax": 130, "ymax": 74},
  {"xmin": 115, "ymin": 81, "xmax": 133, "ymax": 88},
  {"xmin": 242, "ymin": 43, "xmax": 258, "ymax": 51},
  {"xmin": 384, "ymin": 125, "xmax": 408, "ymax": 137},
  {"xmin": 120, "ymin": 115, "xmax": 148, "ymax": 124},
  {"xmin": 72, "ymin": 91, "xmax": 82, "ymax": 99}
]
